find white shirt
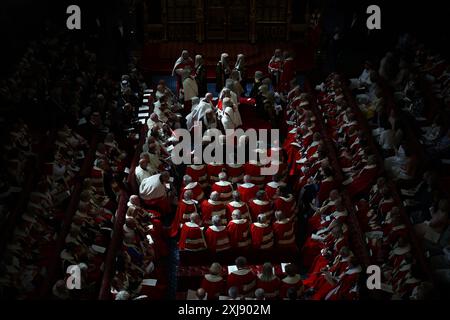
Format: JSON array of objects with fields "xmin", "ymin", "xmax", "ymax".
[{"xmin": 139, "ymin": 174, "xmax": 167, "ymax": 200}]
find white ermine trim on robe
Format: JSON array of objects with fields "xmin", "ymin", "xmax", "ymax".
[
  {"xmin": 392, "ymin": 224, "xmax": 406, "ymax": 231},
  {"xmin": 238, "ymin": 239, "xmax": 251, "ymax": 247},
  {"xmin": 205, "ymin": 274, "xmax": 223, "ymax": 282},
  {"xmin": 345, "ymin": 266, "xmax": 362, "ymax": 275},
  {"xmin": 231, "ymin": 268, "xmax": 251, "ymax": 276},
  {"xmin": 210, "ymin": 225, "xmax": 226, "ymax": 232},
  {"xmin": 184, "ymin": 182, "xmax": 198, "ymax": 190},
  {"xmin": 392, "ymin": 245, "xmax": 411, "ymax": 256},
  {"xmin": 231, "ymin": 219, "xmax": 248, "ymax": 225},
  {"xmin": 262, "ymin": 232, "xmax": 274, "ymax": 242},
  {"xmin": 260, "ymin": 241, "xmax": 273, "ymax": 249},
  {"xmin": 398, "ymin": 263, "xmax": 412, "ymax": 272},
  {"xmin": 185, "ymin": 238, "xmax": 206, "ymax": 244},
  {"xmin": 279, "ymin": 237, "xmax": 295, "ymax": 245},
  {"xmin": 282, "ymin": 275, "xmax": 301, "ymax": 284},
  {"xmin": 211, "ymin": 209, "xmax": 226, "ymax": 216},
  {"xmin": 182, "ymin": 199, "xmax": 197, "ymax": 206},
  {"xmin": 216, "ymin": 237, "xmax": 230, "ymax": 246},
  {"xmin": 185, "ymin": 222, "xmax": 200, "ymax": 228},
  {"xmin": 253, "ymin": 199, "xmax": 269, "ymax": 206},
  {"xmin": 254, "ymin": 222, "xmax": 269, "ymax": 228},
  {"xmin": 208, "ymin": 199, "xmax": 222, "ymax": 206},
  {"xmin": 229, "ymin": 201, "xmax": 245, "ymax": 208},
  {"xmin": 219, "ymin": 191, "xmax": 233, "ymax": 198},
  {"xmin": 267, "ymin": 181, "xmax": 280, "ymax": 189},
  {"xmin": 216, "ymin": 181, "xmax": 232, "ymax": 187},
  {"xmin": 239, "ymin": 183, "xmax": 256, "ymax": 189},
  {"xmin": 332, "ymin": 210, "xmax": 348, "ymax": 219},
  {"xmin": 279, "ymin": 194, "xmax": 294, "ymax": 202}
]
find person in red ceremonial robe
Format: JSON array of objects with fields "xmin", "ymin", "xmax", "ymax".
[
  {"xmin": 384, "ymin": 212, "xmax": 408, "ymax": 245},
  {"xmin": 249, "ymin": 191, "xmax": 274, "ymax": 222},
  {"xmin": 207, "ymin": 161, "xmax": 225, "ymax": 184},
  {"xmin": 226, "ymin": 162, "xmax": 244, "ymax": 184},
  {"xmin": 388, "ymin": 237, "xmax": 412, "ymax": 270},
  {"xmin": 169, "ymin": 190, "xmax": 198, "ymax": 237},
  {"xmin": 185, "ymin": 158, "xmax": 209, "ymax": 189},
  {"xmin": 250, "ymin": 214, "xmax": 274, "ymax": 250},
  {"xmin": 205, "ymin": 216, "xmax": 232, "ymax": 253},
  {"xmin": 316, "ymin": 167, "xmax": 338, "ymax": 205},
  {"xmin": 256, "ymin": 262, "xmax": 281, "ymax": 299},
  {"xmin": 226, "ymin": 191, "xmax": 251, "ymax": 222},
  {"xmin": 308, "ymin": 247, "xmax": 352, "ymax": 300},
  {"xmin": 324, "ymin": 257, "xmax": 361, "ymax": 300},
  {"xmin": 201, "ymin": 263, "xmax": 226, "ymax": 300},
  {"xmin": 227, "ymin": 210, "xmax": 251, "ymax": 249},
  {"xmin": 308, "ymin": 189, "xmax": 341, "ymax": 233},
  {"xmin": 279, "ymin": 264, "xmax": 304, "ymax": 299},
  {"xmin": 274, "ymin": 186, "xmax": 296, "ymax": 219},
  {"xmin": 273, "ymin": 211, "xmax": 296, "ymax": 249},
  {"xmin": 378, "ymin": 188, "xmax": 396, "ymax": 216},
  {"xmin": 324, "ymin": 223, "xmax": 348, "ymax": 257},
  {"xmin": 139, "ymin": 171, "xmax": 172, "ymax": 215},
  {"xmin": 302, "ymin": 220, "xmax": 346, "ymax": 269},
  {"xmin": 178, "ymin": 213, "xmax": 207, "ymax": 252},
  {"xmin": 237, "ymin": 175, "xmax": 259, "ymax": 203},
  {"xmin": 279, "ymin": 51, "xmax": 295, "ymax": 93},
  {"xmin": 172, "ymin": 50, "xmax": 195, "ymax": 97},
  {"xmin": 268, "ymin": 49, "xmax": 283, "ymax": 90},
  {"xmin": 369, "ymin": 176, "xmax": 387, "ymax": 205},
  {"xmin": 211, "ymin": 172, "xmax": 233, "ymax": 204},
  {"xmin": 343, "ymin": 155, "xmax": 378, "ymax": 198},
  {"xmin": 244, "ymin": 160, "xmax": 265, "ymax": 187},
  {"xmin": 227, "ymin": 256, "xmax": 257, "ymax": 297},
  {"xmin": 201, "ymin": 191, "xmax": 227, "ymax": 226},
  {"xmin": 265, "ymin": 175, "xmax": 287, "ymax": 201},
  {"xmin": 180, "ymin": 174, "xmax": 204, "ymax": 202},
  {"xmin": 302, "ymin": 248, "xmax": 332, "ymax": 289}
]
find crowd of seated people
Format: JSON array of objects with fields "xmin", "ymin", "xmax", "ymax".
[
  {"xmin": 0, "ymin": 125, "xmax": 89, "ymax": 298},
  {"xmin": 354, "ymin": 178, "xmax": 428, "ymax": 299},
  {"xmin": 53, "ymin": 131, "xmax": 135, "ymax": 299},
  {"xmin": 2, "ymin": 17, "xmax": 448, "ymax": 302},
  {"xmin": 171, "ymin": 169, "xmax": 297, "ymax": 254},
  {"xmin": 189, "ymin": 257, "xmax": 304, "ymax": 300},
  {"xmin": 0, "ymin": 19, "xmax": 154, "ymax": 299},
  {"xmin": 174, "ymin": 73, "xmax": 370, "ymax": 300},
  {"xmin": 314, "ymin": 56, "xmax": 443, "ymax": 298},
  {"xmin": 0, "ymin": 120, "xmax": 36, "ymax": 229},
  {"xmin": 343, "ymin": 37, "xmax": 450, "ymax": 296}
]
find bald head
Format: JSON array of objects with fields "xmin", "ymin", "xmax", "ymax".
[
  {"xmin": 205, "ymin": 93, "xmax": 213, "ymax": 102},
  {"xmin": 257, "ymin": 214, "xmax": 267, "ymax": 224},
  {"xmin": 190, "ymin": 213, "xmax": 200, "ymax": 224},
  {"xmin": 196, "ymin": 288, "xmax": 206, "ymax": 300},
  {"xmin": 210, "ymin": 191, "xmax": 220, "ymax": 201},
  {"xmin": 231, "ymin": 209, "xmax": 242, "ymax": 220},
  {"xmin": 129, "ymin": 195, "xmax": 140, "ymax": 206},
  {"xmin": 183, "ymin": 174, "xmax": 192, "ymax": 185},
  {"xmin": 218, "ymin": 172, "xmax": 227, "ymax": 181},
  {"xmin": 139, "ymin": 158, "xmax": 148, "ymax": 169}
]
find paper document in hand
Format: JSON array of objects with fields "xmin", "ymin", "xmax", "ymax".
[
  {"xmin": 142, "ymin": 279, "xmax": 157, "ymax": 287},
  {"xmin": 228, "ymin": 265, "xmax": 238, "ymax": 274}
]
